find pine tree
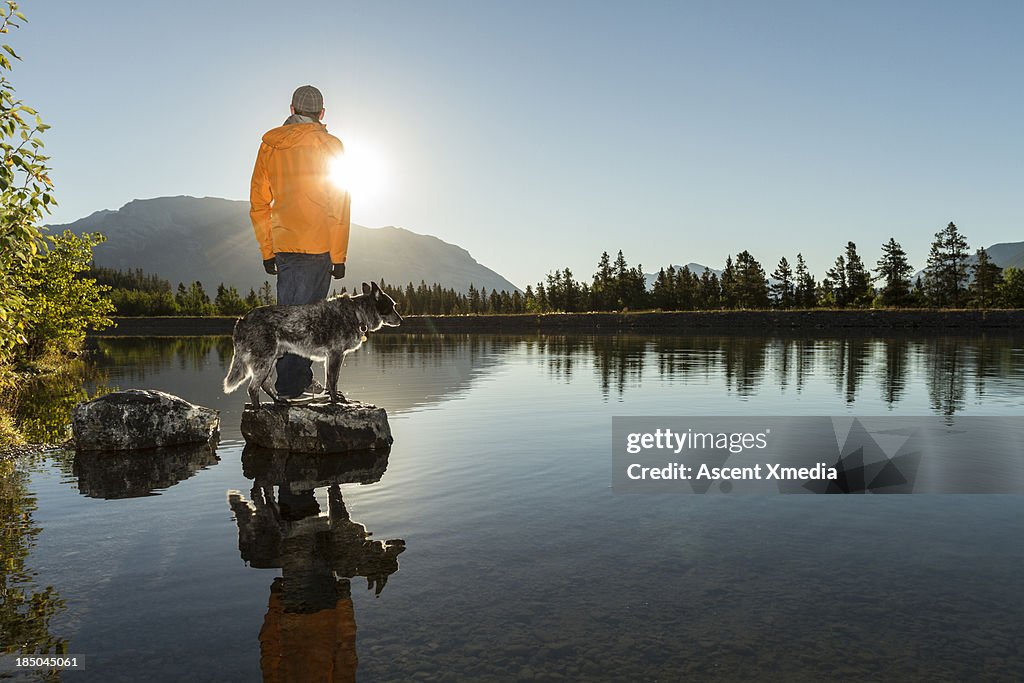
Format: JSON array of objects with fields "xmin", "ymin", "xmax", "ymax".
[
  {"xmin": 794, "ymin": 253, "xmax": 816, "ymax": 308},
  {"xmin": 613, "ymin": 250, "xmax": 629, "ymax": 309},
  {"xmin": 826, "ymin": 255, "xmax": 848, "ymax": 307},
  {"xmin": 970, "ymin": 247, "xmax": 1003, "ymax": 309},
  {"xmin": 652, "ymin": 266, "xmax": 674, "ymax": 309},
  {"xmin": 675, "ymin": 266, "xmax": 698, "ymax": 310},
  {"xmin": 699, "ymin": 270, "xmax": 720, "ymax": 310},
  {"xmin": 874, "ymin": 238, "xmax": 914, "ymax": 307},
  {"xmin": 770, "ymin": 257, "xmax": 794, "ymax": 308},
  {"xmin": 720, "ymin": 256, "xmax": 737, "ymax": 308},
  {"xmin": 591, "ymin": 251, "xmax": 615, "ymax": 310},
  {"xmin": 257, "ymin": 281, "xmax": 275, "ymax": 306},
  {"xmin": 244, "ymin": 288, "xmax": 260, "ymax": 309},
  {"xmin": 733, "ymin": 251, "xmax": 769, "ymax": 309},
  {"xmin": 844, "ymin": 242, "xmax": 873, "ymax": 307},
  {"xmin": 924, "ymin": 222, "xmax": 970, "ymax": 307}
]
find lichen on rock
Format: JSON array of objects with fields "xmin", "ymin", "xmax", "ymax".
[
  {"xmin": 72, "ymin": 389, "xmax": 220, "ymax": 451},
  {"xmin": 240, "ymin": 401, "xmax": 393, "ymax": 453}
]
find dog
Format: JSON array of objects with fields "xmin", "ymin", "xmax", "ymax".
[{"xmin": 223, "ymin": 281, "xmax": 402, "ymax": 408}]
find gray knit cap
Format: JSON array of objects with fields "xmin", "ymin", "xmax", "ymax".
[{"xmin": 291, "ymin": 85, "xmax": 324, "ymax": 115}]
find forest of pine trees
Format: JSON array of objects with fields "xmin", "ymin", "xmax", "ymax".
[{"xmin": 89, "ymin": 222, "xmax": 1024, "ymax": 317}]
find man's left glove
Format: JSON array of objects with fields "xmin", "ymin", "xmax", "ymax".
[
  {"xmin": 332, "ymin": 263, "xmax": 346, "ymax": 279},
  {"xmin": 263, "ymin": 258, "xmax": 277, "ymax": 275}
]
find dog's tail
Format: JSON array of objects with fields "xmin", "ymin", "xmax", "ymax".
[{"xmin": 223, "ymin": 352, "xmax": 247, "ymax": 393}]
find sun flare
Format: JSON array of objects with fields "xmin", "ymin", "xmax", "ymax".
[{"xmin": 329, "ymin": 138, "xmax": 388, "ymax": 209}]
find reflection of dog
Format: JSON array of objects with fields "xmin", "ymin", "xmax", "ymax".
[{"xmin": 223, "ymin": 282, "xmax": 402, "ymax": 407}]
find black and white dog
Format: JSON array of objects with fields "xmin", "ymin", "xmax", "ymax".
[{"xmin": 223, "ymin": 281, "xmax": 402, "ymax": 407}]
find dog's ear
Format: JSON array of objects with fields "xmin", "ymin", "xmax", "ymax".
[
  {"xmin": 371, "ymin": 281, "xmax": 381, "ymax": 296},
  {"xmin": 361, "ymin": 282, "xmax": 371, "ymax": 296}
]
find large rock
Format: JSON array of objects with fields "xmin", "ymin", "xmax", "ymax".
[
  {"xmin": 72, "ymin": 389, "xmax": 220, "ymax": 451},
  {"xmin": 240, "ymin": 401, "xmax": 393, "ymax": 453}
]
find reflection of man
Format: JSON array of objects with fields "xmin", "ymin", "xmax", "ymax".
[
  {"xmin": 227, "ymin": 482, "xmax": 405, "ymax": 683},
  {"xmin": 249, "ymin": 85, "xmax": 351, "ymax": 400}
]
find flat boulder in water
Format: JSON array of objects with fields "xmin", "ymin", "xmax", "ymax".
[
  {"xmin": 72, "ymin": 389, "xmax": 220, "ymax": 451},
  {"xmin": 240, "ymin": 401, "xmax": 393, "ymax": 453}
]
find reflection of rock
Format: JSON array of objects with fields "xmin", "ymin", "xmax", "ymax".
[
  {"xmin": 241, "ymin": 444, "xmax": 389, "ymax": 493},
  {"xmin": 74, "ymin": 442, "xmax": 220, "ymax": 499},
  {"xmin": 240, "ymin": 401, "xmax": 392, "ymax": 453},
  {"xmin": 72, "ymin": 389, "xmax": 219, "ymax": 450}
]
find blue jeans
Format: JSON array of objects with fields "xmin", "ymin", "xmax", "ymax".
[{"xmin": 274, "ymin": 251, "xmax": 332, "ymax": 397}]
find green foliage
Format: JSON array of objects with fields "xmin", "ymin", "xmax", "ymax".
[
  {"xmin": 108, "ymin": 288, "xmax": 178, "ymax": 315},
  {"xmin": 997, "ymin": 267, "xmax": 1024, "ymax": 308},
  {"xmin": 174, "ymin": 281, "xmax": 214, "ymax": 315},
  {"xmin": 0, "ymin": 3, "xmax": 54, "ymax": 358},
  {"xmin": 214, "ymin": 283, "xmax": 248, "ymax": 315},
  {"xmin": 90, "ymin": 265, "xmax": 172, "ymax": 293},
  {"xmin": 20, "ymin": 230, "xmax": 115, "ymax": 359},
  {"xmin": 0, "ymin": 7, "xmax": 111, "ymax": 370}
]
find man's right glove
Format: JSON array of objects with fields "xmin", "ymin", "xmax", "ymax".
[
  {"xmin": 263, "ymin": 258, "xmax": 277, "ymax": 275},
  {"xmin": 332, "ymin": 263, "xmax": 345, "ymax": 279}
]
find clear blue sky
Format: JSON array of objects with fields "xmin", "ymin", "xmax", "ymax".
[{"xmin": 15, "ymin": 0, "xmax": 1023, "ymax": 288}]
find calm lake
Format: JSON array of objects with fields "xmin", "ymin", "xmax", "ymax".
[{"xmin": 6, "ymin": 332, "xmax": 1024, "ymax": 681}]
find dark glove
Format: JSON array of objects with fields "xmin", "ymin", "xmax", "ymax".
[
  {"xmin": 263, "ymin": 258, "xmax": 277, "ymax": 275},
  {"xmin": 332, "ymin": 263, "xmax": 345, "ymax": 279}
]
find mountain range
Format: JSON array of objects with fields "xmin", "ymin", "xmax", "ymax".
[{"xmin": 50, "ymin": 196, "xmax": 521, "ymax": 296}]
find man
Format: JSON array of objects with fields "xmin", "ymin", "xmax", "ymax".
[{"xmin": 249, "ymin": 85, "xmax": 351, "ymax": 400}]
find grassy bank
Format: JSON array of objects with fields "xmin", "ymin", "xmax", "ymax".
[{"xmin": 89, "ymin": 308, "xmax": 1024, "ymax": 337}]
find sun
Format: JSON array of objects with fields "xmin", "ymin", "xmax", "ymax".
[{"xmin": 328, "ymin": 137, "xmax": 388, "ymax": 209}]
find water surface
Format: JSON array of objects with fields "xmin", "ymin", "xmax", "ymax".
[{"xmin": 5, "ymin": 333, "xmax": 1024, "ymax": 681}]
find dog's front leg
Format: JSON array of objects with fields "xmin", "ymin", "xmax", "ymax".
[{"xmin": 326, "ymin": 350, "xmax": 347, "ymax": 404}]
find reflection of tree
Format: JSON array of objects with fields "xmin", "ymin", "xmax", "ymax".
[
  {"xmin": 721, "ymin": 336, "xmax": 767, "ymax": 398},
  {"xmin": 0, "ymin": 457, "xmax": 67, "ymax": 661},
  {"xmin": 592, "ymin": 336, "xmax": 648, "ymax": 397},
  {"xmin": 90, "ymin": 337, "xmax": 231, "ymax": 381},
  {"xmin": 879, "ymin": 339, "xmax": 910, "ymax": 406},
  {"xmin": 791, "ymin": 337, "xmax": 813, "ymax": 393},
  {"xmin": 925, "ymin": 338, "xmax": 967, "ymax": 416},
  {"xmin": 532, "ymin": 336, "xmax": 588, "ymax": 383},
  {"xmin": 228, "ymin": 446, "xmax": 405, "ymax": 683},
  {"xmin": 14, "ymin": 358, "xmax": 109, "ymax": 444},
  {"xmin": 772, "ymin": 339, "xmax": 791, "ymax": 392},
  {"xmin": 843, "ymin": 339, "xmax": 871, "ymax": 404}
]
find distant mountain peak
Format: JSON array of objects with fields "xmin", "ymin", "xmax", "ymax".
[{"xmin": 51, "ymin": 196, "xmax": 521, "ymax": 295}]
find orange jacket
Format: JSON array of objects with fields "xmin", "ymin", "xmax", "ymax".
[{"xmin": 250, "ymin": 122, "xmax": 351, "ymax": 263}]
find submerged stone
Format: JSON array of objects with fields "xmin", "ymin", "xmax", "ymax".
[
  {"xmin": 72, "ymin": 389, "xmax": 220, "ymax": 451},
  {"xmin": 240, "ymin": 401, "xmax": 393, "ymax": 453}
]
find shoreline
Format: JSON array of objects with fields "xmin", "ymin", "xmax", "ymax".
[{"xmin": 87, "ymin": 309, "xmax": 1024, "ymax": 337}]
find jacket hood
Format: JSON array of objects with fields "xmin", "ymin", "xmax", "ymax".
[{"xmin": 261, "ymin": 122, "xmax": 328, "ymax": 150}]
